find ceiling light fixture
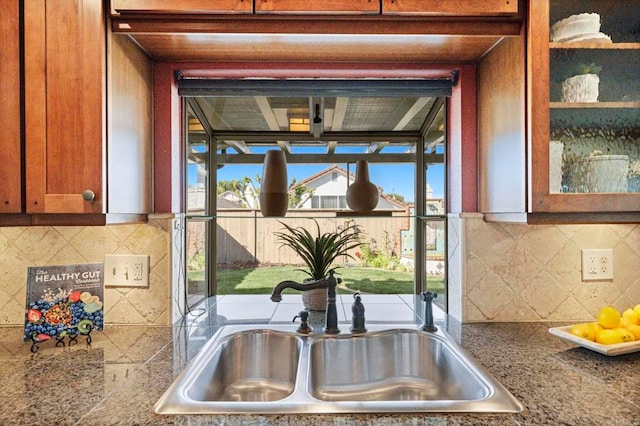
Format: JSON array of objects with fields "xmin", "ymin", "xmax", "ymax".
[{"xmin": 312, "ymin": 102, "xmax": 323, "ymax": 138}]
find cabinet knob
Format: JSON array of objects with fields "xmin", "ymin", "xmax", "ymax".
[{"xmin": 82, "ymin": 190, "xmax": 96, "ymax": 201}]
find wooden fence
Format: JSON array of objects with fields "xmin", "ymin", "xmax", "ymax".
[{"xmin": 187, "ymin": 209, "xmax": 412, "ymax": 268}]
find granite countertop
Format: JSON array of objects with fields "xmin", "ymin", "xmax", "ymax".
[{"xmin": 1, "ymin": 295, "xmax": 639, "ymax": 425}]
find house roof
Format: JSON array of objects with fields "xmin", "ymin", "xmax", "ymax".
[
  {"xmin": 217, "ymin": 195, "xmax": 244, "ymax": 208},
  {"xmin": 290, "ymin": 164, "xmax": 409, "ymax": 209}
]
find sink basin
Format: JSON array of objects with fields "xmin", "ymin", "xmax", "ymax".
[
  {"xmin": 309, "ymin": 329, "xmax": 489, "ymax": 402},
  {"xmin": 186, "ymin": 329, "xmax": 300, "ymax": 402},
  {"xmin": 155, "ymin": 325, "xmax": 523, "ymax": 414}
]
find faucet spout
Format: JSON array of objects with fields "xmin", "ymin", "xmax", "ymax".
[{"xmin": 271, "ymin": 271, "xmax": 341, "ymax": 334}]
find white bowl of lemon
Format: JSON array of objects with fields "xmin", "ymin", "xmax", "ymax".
[{"xmin": 549, "ymin": 304, "xmax": 640, "ymax": 356}]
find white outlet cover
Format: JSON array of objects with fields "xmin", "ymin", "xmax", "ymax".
[
  {"xmin": 104, "ymin": 254, "xmax": 150, "ymax": 287},
  {"xmin": 581, "ymin": 249, "xmax": 614, "ymax": 281}
]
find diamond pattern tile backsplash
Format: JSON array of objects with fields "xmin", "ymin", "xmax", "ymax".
[
  {"xmin": 0, "ymin": 217, "xmax": 171, "ymax": 326},
  {"xmin": 452, "ymin": 215, "xmax": 640, "ymax": 322},
  {"xmin": 2, "ymin": 215, "xmax": 639, "ymax": 325}
]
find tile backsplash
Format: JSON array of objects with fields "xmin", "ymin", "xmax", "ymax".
[
  {"xmin": 449, "ymin": 214, "xmax": 640, "ymax": 322},
  {"xmin": 2, "ymin": 213, "xmax": 639, "ymax": 326},
  {"xmin": 0, "ymin": 216, "xmax": 171, "ymax": 326}
]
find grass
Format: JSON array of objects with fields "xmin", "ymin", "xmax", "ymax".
[{"xmin": 189, "ymin": 265, "xmax": 445, "ymax": 295}]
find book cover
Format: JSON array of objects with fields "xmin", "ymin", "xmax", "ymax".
[{"xmin": 23, "ymin": 263, "xmax": 104, "ymax": 342}]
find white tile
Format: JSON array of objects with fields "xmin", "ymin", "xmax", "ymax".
[
  {"xmin": 271, "ymin": 303, "xmax": 308, "ymax": 322},
  {"xmin": 216, "ymin": 294, "xmax": 273, "ymax": 305},
  {"xmin": 339, "ymin": 294, "xmax": 404, "ymax": 304},
  {"xmin": 214, "ymin": 303, "xmax": 275, "ymax": 321},
  {"xmin": 361, "ymin": 303, "xmax": 417, "ymax": 323}
]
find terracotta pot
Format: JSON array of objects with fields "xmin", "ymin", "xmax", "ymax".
[
  {"xmin": 259, "ymin": 150, "xmax": 288, "ymax": 217},
  {"xmin": 346, "ymin": 160, "xmax": 379, "ymax": 211}
]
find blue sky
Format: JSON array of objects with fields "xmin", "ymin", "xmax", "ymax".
[{"xmin": 189, "ymin": 146, "xmax": 445, "ymax": 203}]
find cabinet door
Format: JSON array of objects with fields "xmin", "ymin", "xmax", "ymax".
[
  {"xmin": 530, "ymin": 0, "xmax": 640, "ymax": 215},
  {"xmin": 111, "ymin": 0, "xmax": 252, "ymax": 14},
  {"xmin": 256, "ymin": 0, "xmax": 380, "ymax": 14},
  {"xmin": 25, "ymin": 0, "xmax": 105, "ymax": 214},
  {"xmin": 0, "ymin": 0, "xmax": 22, "ymax": 213},
  {"xmin": 383, "ymin": 0, "xmax": 518, "ymax": 16}
]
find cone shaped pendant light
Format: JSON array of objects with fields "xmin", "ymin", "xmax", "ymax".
[
  {"xmin": 346, "ymin": 160, "xmax": 379, "ymax": 211},
  {"xmin": 259, "ymin": 150, "xmax": 289, "ymax": 217}
]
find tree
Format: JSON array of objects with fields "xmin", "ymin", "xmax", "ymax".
[
  {"xmin": 288, "ymin": 177, "xmax": 314, "ymax": 208},
  {"xmin": 386, "ymin": 192, "xmax": 405, "ymax": 203},
  {"xmin": 217, "ymin": 177, "xmax": 253, "ymax": 207},
  {"xmin": 217, "ymin": 176, "xmax": 313, "ymax": 209}
]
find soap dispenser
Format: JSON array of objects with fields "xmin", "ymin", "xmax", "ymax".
[
  {"xmin": 350, "ymin": 292, "xmax": 367, "ymax": 334},
  {"xmin": 293, "ymin": 310, "xmax": 312, "ymax": 334}
]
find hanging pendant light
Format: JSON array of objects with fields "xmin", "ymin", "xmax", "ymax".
[
  {"xmin": 260, "ymin": 150, "xmax": 289, "ymax": 217},
  {"xmin": 346, "ymin": 160, "xmax": 379, "ymax": 212}
]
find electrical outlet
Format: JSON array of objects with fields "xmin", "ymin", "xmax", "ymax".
[
  {"xmin": 105, "ymin": 254, "xmax": 150, "ymax": 287},
  {"xmin": 581, "ymin": 249, "xmax": 613, "ymax": 281},
  {"xmin": 133, "ymin": 261, "xmax": 143, "ymax": 281}
]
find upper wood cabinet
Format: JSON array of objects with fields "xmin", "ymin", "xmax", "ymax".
[
  {"xmin": 529, "ymin": 0, "xmax": 640, "ymax": 218},
  {"xmin": 111, "ymin": 0, "xmax": 252, "ymax": 14},
  {"xmin": 382, "ymin": 0, "xmax": 518, "ymax": 16},
  {"xmin": 20, "ymin": 0, "xmax": 152, "ymax": 221},
  {"xmin": 256, "ymin": 0, "xmax": 379, "ymax": 14},
  {"xmin": 24, "ymin": 0, "xmax": 105, "ymax": 214},
  {"xmin": 0, "ymin": 1, "xmax": 22, "ymax": 213}
]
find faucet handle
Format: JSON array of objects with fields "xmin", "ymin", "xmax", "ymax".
[{"xmin": 420, "ymin": 291, "xmax": 438, "ymax": 332}]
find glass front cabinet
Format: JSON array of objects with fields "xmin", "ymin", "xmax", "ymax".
[{"xmin": 529, "ymin": 0, "xmax": 640, "ymax": 218}]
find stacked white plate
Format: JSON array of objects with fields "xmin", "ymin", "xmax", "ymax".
[{"xmin": 550, "ymin": 13, "xmax": 612, "ymax": 43}]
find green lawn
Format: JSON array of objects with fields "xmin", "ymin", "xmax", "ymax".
[{"xmin": 189, "ymin": 266, "xmax": 445, "ymax": 295}]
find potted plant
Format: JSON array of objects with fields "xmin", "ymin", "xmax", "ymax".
[
  {"xmin": 275, "ymin": 219, "xmax": 362, "ymax": 311},
  {"xmin": 561, "ymin": 62, "xmax": 602, "ymax": 103}
]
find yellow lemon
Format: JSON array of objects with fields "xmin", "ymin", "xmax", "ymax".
[
  {"xmin": 620, "ymin": 317, "xmax": 632, "ymax": 328},
  {"xmin": 597, "ymin": 306, "xmax": 620, "ymax": 329},
  {"xmin": 625, "ymin": 324, "xmax": 640, "ymax": 341},
  {"xmin": 622, "ymin": 308, "xmax": 639, "ymax": 325},
  {"xmin": 617, "ymin": 328, "xmax": 635, "ymax": 343},
  {"xmin": 570, "ymin": 323, "xmax": 596, "ymax": 341},
  {"xmin": 634, "ymin": 304, "xmax": 640, "ymax": 316},
  {"xmin": 596, "ymin": 328, "xmax": 624, "ymax": 345}
]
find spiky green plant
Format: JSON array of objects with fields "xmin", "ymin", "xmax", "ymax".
[{"xmin": 275, "ymin": 219, "xmax": 362, "ymax": 280}]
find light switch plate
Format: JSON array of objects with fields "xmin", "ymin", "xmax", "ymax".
[{"xmin": 104, "ymin": 254, "xmax": 150, "ymax": 287}]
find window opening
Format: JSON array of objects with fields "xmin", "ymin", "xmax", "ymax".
[{"xmin": 182, "ymin": 89, "xmax": 447, "ymax": 311}]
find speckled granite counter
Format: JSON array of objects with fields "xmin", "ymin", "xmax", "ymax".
[{"xmin": 1, "ymin": 295, "xmax": 639, "ymax": 425}]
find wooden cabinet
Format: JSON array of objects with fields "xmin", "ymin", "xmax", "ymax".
[
  {"xmin": 24, "ymin": 0, "xmax": 105, "ymax": 214},
  {"xmin": 256, "ymin": 0, "xmax": 379, "ymax": 14},
  {"xmin": 382, "ymin": 0, "xmax": 518, "ymax": 16},
  {"xmin": 0, "ymin": 1, "xmax": 22, "ymax": 213},
  {"xmin": 111, "ymin": 0, "xmax": 251, "ymax": 14},
  {"xmin": 529, "ymin": 0, "xmax": 640, "ymax": 217},
  {"xmin": 19, "ymin": 0, "xmax": 152, "ymax": 222}
]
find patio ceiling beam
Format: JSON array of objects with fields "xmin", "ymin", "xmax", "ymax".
[
  {"xmin": 393, "ymin": 97, "xmax": 431, "ymax": 130},
  {"xmin": 332, "ymin": 97, "xmax": 348, "ymax": 131},
  {"xmin": 366, "ymin": 142, "xmax": 388, "ymax": 154},
  {"xmin": 420, "ymin": 97, "xmax": 445, "ymax": 138},
  {"xmin": 277, "ymin": 141, "xmax": 292, "ymax": 154},
  {"xmin": 224, "ymin": 140, "xmax": 251, "ymax": 154}
]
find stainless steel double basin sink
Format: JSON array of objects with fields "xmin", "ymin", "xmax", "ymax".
[{"xmin": 154, "ymin": 324, "xmax": 523, "ymax": 414}]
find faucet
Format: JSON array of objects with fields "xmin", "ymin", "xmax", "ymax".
[
  {"xmin": 271, "ymin": 270, "xmax": 341, "ymax": 334},
  {"xmin": 420, "ymin": 291, "xmax": 438, "ymax": 332}
]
